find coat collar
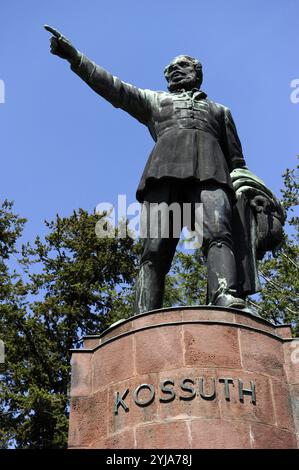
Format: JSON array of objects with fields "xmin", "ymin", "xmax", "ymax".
[{"xmin": 171, "ymin": 88, "xmax": 207, "ymax": 100}]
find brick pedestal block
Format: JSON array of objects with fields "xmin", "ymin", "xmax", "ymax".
[{"xmin": 68, "ymin": 307, "xmax": 299, "ymax": 449}]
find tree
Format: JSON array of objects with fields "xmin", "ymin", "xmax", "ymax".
[
  {"xmin": 252, "ymin": 164, "xmax": 299, "ymax": 334},
  {"xmin": 0, "ymin": 200, "xmax": 27, "ymax": 448},
  {"xmin": 164, "ymin": 248, "xmax": 207, "ymax": 307},
  {"xmin": 0, "ymin": 209, "xmax": 138, "ymax": 448}
]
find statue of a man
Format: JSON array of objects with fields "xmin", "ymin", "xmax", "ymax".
[{"xmin": 45, "ymin": 26, "xmax": 281, "ymax": 315}]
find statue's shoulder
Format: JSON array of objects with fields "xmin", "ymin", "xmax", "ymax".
[
  {"xmin": 141, "ymin": 89, "xmax": 168, "ymax": 108},
  {"xmin": 155, "ymin": 90, "xmax": 170, "ymax": 98},
  {"xmin": 144, "ymin": 90, "xmax": 171, "ymax": 105},
  {"xmin": 209, "ymin": 99, "xmax": 229, "ymax": 112},
  {"xmin": 208, "ymin": 100, "xmax": 233, "ymax": 120}
]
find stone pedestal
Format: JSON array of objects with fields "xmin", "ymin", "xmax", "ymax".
[{"xmin": 68, "ymin": 307, "xmax": 299, "ymax": 449}]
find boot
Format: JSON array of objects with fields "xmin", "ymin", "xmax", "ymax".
[
  {"xmin": 207, "ymin": 241, "xmax": 246, "ymax": 309},
  {"xmin": 212, "ymin": 289, "xmax": 246, "ymax": 309},
  {"xmin": 134, "ymin": 261, "xmax": 165, "ymax": 315}
]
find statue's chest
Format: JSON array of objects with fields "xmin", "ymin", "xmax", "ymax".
[{"xmin": 154, "ymin": 95, "xmax": 211, "ymax": 122}]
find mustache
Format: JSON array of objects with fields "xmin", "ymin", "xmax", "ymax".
[
  {"xmin": 167, "ymin": 77, "xmax": 198, "ymax": 92},
  {"xmin": 171, "ymin": 71, "xmax": 187, "ymax": 79}
]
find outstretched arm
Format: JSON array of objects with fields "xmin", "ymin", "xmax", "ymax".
[{"xmin": 44, "ymin": 25, "xmax": 153, "ymax": 125}]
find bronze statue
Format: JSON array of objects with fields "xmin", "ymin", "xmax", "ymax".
[{"xmin": 45, "ymin": 25, "xmax": 285, "ymax": 315}]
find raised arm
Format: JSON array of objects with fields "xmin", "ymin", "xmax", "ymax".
[{"xmin": 44, "ymin": 25, "xmax": 154, "ymax": 125}]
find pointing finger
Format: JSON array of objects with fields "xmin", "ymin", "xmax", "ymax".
[{"xmin": 44, "ymin": 24, "xmax": 63, "ymax": 39}]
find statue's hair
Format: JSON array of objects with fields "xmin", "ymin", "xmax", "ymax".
[{"xmin": 164, "ymin": 55, "xmax": 203, "ymax": 87}]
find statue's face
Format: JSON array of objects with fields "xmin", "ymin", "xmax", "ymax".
[{"xmin": 165, "ymin": 56, "xmax": 198, "ymax": 92}]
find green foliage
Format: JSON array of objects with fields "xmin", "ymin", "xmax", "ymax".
[
  {"xmin": 253, "ymin": 164, "xmax": 299, "ymax": 333},
  {"xmin": 0, "ymin": 208, "xmax": 138, "ymax": 448},
  {"xmin": 164, "ymin": 248, "xmax": 207, "ymax": 307},
  {"xmin": 0, "ymin": 201, "xmax": 27, "ymax": 448}
]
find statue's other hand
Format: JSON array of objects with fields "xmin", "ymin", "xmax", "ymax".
[{"xmin": 44, "ymin": 25, "xmax": 81, "ymax": 66}]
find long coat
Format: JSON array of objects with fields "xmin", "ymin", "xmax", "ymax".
[{"xmin": 71, "ymin": 55, "xmax": 247, "ymax": 202}]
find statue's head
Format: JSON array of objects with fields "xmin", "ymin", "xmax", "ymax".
[{"xmin": 164, "ymin": 55, "xmax": 203, "ymax": 93}]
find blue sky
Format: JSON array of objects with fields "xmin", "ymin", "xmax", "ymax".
[{"xmin": 0, "ymin": 0, "xmax": 298, "ymax": 244}]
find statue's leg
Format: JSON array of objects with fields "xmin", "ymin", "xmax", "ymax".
[
  {"xmin": 134, "ymin": 184, "xmax": 180, "ymax": 315},
  {"xmin": 134, "ymin": 236, "xmax": 179, "ymax": 316},
  {"xmin": 134, "ymin": 260, "xmax": 165, "ymax": 314},
  {"xmin": 200, "ymin": 185, "xmax": 246, "ymax": 309}
]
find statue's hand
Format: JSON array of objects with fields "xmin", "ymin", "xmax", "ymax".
[{"xmin": 44, "ymin": 25, "xmax": 81, "ymax": 66}]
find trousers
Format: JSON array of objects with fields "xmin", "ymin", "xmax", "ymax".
[{"xmin": 134, "ymin": 180, "xmax": 239, "ymax": 314}]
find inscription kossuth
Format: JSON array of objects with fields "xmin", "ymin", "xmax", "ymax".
[{"xmin": 114, "ymin": 376, "xmax": 256, "ymax": 414}]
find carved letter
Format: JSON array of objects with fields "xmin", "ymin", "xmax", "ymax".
[
  {"xmin": 238, "ymin": 379, "xmax": 256, "ymax": 404},
  {"xmin": 114, "ymin": 389, "xmax": 129, "ymax": 415},
  {"xmin": 160, "ymin": 379, "xmax": 176, "ymax": 402},
  {"xmin": 219, "ymin": 378, "xmax": 234, "ymax": 401},
  {"xmin": 179, "ymin": 377, "xmax": 196, "ymax": 401},
  {"xmin": 199, "ymin": 377, "xmax": 216, "ymax": 400},
  {"xmin": 134, "ymin": 383, "xmax": 155, "ymax": 407}
]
